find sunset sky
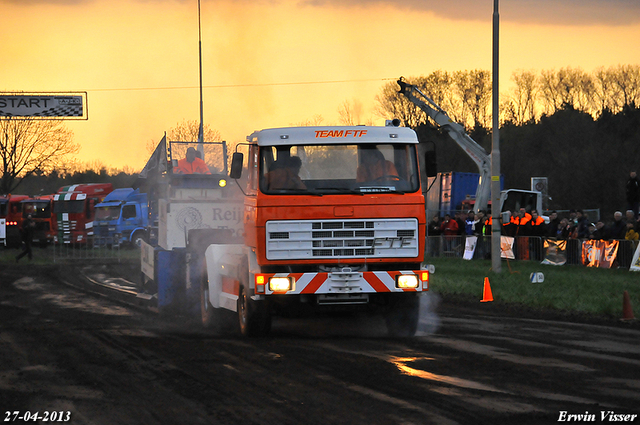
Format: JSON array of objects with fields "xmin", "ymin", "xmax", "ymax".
[{"xmin": 2, "ymin": 0, "xmax": 640, "ymax": 171}]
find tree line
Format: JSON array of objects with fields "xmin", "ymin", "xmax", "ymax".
[{"xmin": 375, "ymin": 66, "xmax": 640, "ymax": 220}]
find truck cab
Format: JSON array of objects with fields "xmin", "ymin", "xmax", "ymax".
[
  {"xmin": 20, "ymin": 195, "xmax": 55, "ymax": 246},
  {"xmin": 53, "ymin": 183, "xmax": 114, "ymax": 244},
  {"xmin": 94, "ymin": 188, "xmax": 149, "ymax": 247}
]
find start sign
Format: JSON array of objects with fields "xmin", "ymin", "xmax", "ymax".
[{"xmin": 0, "ymin": 92, "xmax": 87, "ymax": 119}]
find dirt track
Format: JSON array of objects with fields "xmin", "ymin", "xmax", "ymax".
[{"xmin": 1, "ymin": 264, "xmax": 639, "ymax": 425}]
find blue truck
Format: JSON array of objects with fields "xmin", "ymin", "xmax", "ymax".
[{"xmin": 94, "ymin": 188, "xmax": 149, "ymax": 247}]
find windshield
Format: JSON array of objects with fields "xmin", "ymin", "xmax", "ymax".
[
  {"xmin": 53, "ymin": 200, "xmax": 85, "ymax": 214},
  {"xmin": 22, "ymin": 201, "xmax": 52, "ymax": 219},
  {"xmin": 95, "ymin": 206, "xmax": 121, "ymax": 221},
  {"xmin": 0, "ymin": 202, "xmax": 6, "ymax": 217},
  {"xmin": 260, "ymin": 144, "xmax": 420, "ymax": 195}
]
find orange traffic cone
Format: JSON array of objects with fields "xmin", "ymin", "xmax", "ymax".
[
  {"xmin": 622, "ymin": 290, "xmax": 634, "ymax": 321},
  {"xmin": 481, "ymin": 277, "xmax": 493, "ymax": 302}
]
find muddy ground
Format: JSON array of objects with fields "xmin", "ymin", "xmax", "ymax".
[{"xmin": 1, "ymin": 263, "xmax": 639, "ymax": 425}]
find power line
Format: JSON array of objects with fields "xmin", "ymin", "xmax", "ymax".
[{"xmin": 86, "ymin": 77, "xmax": 395, "ymax": 93}]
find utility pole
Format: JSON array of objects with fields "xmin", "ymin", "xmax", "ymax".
[{"xmin": 491, "ymin": 0, "xmax": 502, "ymax": 273}]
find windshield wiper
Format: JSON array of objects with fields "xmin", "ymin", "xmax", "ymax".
[
  {"xmin": 270, "ymin": 188, "xmax": 323, "ymax": 196},
  {"xmin": 314, "ymin": 187, "xmax": 364, "ymax": 195}
]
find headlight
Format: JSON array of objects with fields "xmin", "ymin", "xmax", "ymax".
[
  {"xmin": 269, "ymin": 276, "xmax": 293, "ymax": 292},
  {"xmin": 396, "ymin": 274, "xmax": 419, "ymax": 289}
]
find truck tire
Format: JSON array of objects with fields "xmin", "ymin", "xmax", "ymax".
[
  {"xmin": 238, "ymin": 286, "xmax": 271, "ymax": 337},
  {"xmin": 384, "ymin": 294, "xmax": 420, "ymax": 337},
  {"xmin": 130, "ymin": 230, "xmax": 146, "ymax": 248}
]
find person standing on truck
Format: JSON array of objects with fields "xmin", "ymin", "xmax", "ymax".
[
  {"xmin": 356, "ymin": 148, "xmax": 398, "ymax": 182},
  {"xmin": 174, "ymin": 147, "xmax": 211, "ymax": 174},
  {"xmin": 16, "ymin": 214, "xmax": 35, "ymax": 263}
]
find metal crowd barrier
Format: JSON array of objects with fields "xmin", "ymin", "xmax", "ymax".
[
  {"xmin": 426, "ymin": 235, "xmax": 639, "ymax": 269},
  {"xmin": 52, "ymin": 236, "xmax": 123, "ymax": 263}
]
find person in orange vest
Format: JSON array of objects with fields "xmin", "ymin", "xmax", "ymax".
[
  {"xmin": 174, "ymin": 147, "xmax": 211, "ymax": 174},
  {"xmin": 526, "ymin": 209, "xmax": 547, "ymax": 237},
  {"xmin": 356, "ymin": 148, "xmax": 399, "ymax": 182},
  {"xmin": 526, "ymin": 209, "xmax": 547, "ymax": 261},
  {"xmin": 510, "ymin": 208, "xmax": 532, "ymax": 236}
]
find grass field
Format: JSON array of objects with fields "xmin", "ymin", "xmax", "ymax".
[
  {"xmin": 1, "ymin": 245, "xmax": 638, "ymax": 320},
  {"xmin": 426, "ymin": 257, "xmax": 639, "ymax": 319}
]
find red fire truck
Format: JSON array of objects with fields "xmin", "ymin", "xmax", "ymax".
[
  {"xmin": 1, "ymin": 194, "xmax": 29, "ymax": 248},
  {"xmin": 21, "ymin": 195, "xmax": 56, "ymax": 246}
]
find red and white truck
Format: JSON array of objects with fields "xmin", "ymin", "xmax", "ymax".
[
  {"xmin": 53, "ymin": 183, "xmax": 114, "ymax": 244},
  {"xmin": 201, "ymin": 124, "xmax": 429, "ymax": 336}
]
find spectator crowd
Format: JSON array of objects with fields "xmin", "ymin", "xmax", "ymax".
[
  {"xmin": 428, "ymin": 208, "xmax": 640, "ymax": 242},
  {"xmin": 428, "ymin": 171, "xmax": 640, "ymax": 244}
]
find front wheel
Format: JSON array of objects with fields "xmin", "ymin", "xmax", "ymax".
[
  {"xmin": 238, "ymin": 287, "xmax": 271, "ymax": 337},
  {"xmin": 384, "ymin": 294, "xmax": 420, "ymax": 337},
  {"xmin": 130, "ymin": 230, "xmax": 146, "ymax": 248}
]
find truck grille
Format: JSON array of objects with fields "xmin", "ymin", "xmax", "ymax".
[{"xmin": 266, "ymin": 218, "xmax": 418, "ymax": 260}]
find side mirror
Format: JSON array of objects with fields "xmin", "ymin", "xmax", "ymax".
[
  {"xmin": 424, "ymin": 150, "xmax": 437, "ymax": 177},
  {"xmin": 229, "ymin": 152, "xmax": 244, "ymax": 179}
]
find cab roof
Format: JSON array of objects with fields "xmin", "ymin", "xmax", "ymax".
[{"xmin": 246, "ymin": 126, "xmax": 419, "ymax": 146}]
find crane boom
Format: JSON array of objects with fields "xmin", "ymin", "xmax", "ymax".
[{"xmin": 397, "ymin": 78, "xmax": 491, "ymax": 213}]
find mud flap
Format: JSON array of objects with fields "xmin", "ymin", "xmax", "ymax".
[{"xmin": 156, "ymin": 248, "xmax": 188, "ymax": 315}]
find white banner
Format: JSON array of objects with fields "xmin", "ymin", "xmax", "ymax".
[
  {"xmin": 0, "ymin": 93, "xmax": 86, "ymax": 118},
  {"xmin": 630, "ymin": 243, "xmax": 640, "ymax": 272},
  {"xmin": 463, "ymin": 236, "xmax": 477, "ymax": 260}
]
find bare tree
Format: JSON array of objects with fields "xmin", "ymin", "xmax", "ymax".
[
  {"xmin": 377, "ymin": 71, "xmax": 492, "ymax": 132},
  {"xmin": 375, "ymin": 80, "xmax": 427, "ymax": 128},
  {"xmin": 338, "ymin": 99, "xmax": 372, "ymax": 126},
  {"xmin": 594, "ymin": 66, "xmax": 621, "ymax": 113},
  {"xmin": 167, "ymin": 119, "xmax": 224, "ymax": 172},
  {"xmin": 538, "ymin": 67, "xmax": 595, "ymax": 114},
  {"xmin": 0, "ymin": 118, "xmax": 80, "ymax": 194},
  {"xmin": 611, "ymin": 64, "xmax": 640, "ymax": 108},
  {"xmin": 419, "ymin": 71, "xmax": 458, "ymax": 122},
  {"xmin": 504, "ymin": 69, "xmax": 538, "ymax": 125},
  {"xmin": 168, "ymin": 119, "xmax": 221, "ymax": 144},
  {"xmin": 454, "ymin": 70, "xmax": 492, "ymax": 129}
]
